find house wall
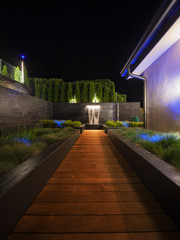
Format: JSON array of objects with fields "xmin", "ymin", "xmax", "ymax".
[
  {"xmin": 144, "ymin": 39, "xmax": 180, "ymax": 132},
  {"xmin": 0, "ymin": 86, "xmax": 53, "ymax": 125},
  {"xmin": 53, "ymin": 102, "xmax": 140, "ymax": 123}
]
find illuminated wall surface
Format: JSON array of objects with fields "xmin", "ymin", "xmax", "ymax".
[{"xmin": 144, "ymin": 39, "xmax": 180, "ymax": 131}]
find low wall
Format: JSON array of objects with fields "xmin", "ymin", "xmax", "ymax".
[
  {"xmin": 0, "ymin": 86, "xmax": 53, "ymax": 125},
  {"xmin": 53, "ymin": 102, "xmax": 140, "ymax": 123}
]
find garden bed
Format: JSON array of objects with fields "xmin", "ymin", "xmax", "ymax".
[
  {"xmin": 107, "ymin": 129, "xmax": 180, "ymax": 230},
  {"xmin": 0, "ymin": 129, "xmax": 80, "ymax": 240}
]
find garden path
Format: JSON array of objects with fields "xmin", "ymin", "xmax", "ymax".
[{"xmin": 7, "ymin": 130, "xmax": 180, "ymax": 240}]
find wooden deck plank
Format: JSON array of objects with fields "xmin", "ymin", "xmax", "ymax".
[
  {"xmin": 12, "ymin": 215, "xmax": 177, "ymax": 233},
  {"xmin": 26, "ymin": 201, "xmax": 164, "ymax": 215},
  {"xmin": 7, "ymin": 232, "xmax": 180, "ymax": 240},
  {"xmin": 7, "ymin": 130, "xmax": 180, "ymax": 239},
  {"xmin": 35, "ymin": 191, "xmax": 155, "ymax": 202}
]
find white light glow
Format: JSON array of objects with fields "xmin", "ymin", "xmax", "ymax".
[
  {"xmin": 86, "ymin": 105, "xmax": 101, "ymax": 109},
  {"xmin": 21, "ymin": 61, "xmax": 24, "ymax": 83},
  {"xmin": 133, "ymin": 17, "xmax": 180, "ymax": 75}
]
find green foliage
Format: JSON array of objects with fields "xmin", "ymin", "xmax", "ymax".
[
  {"xmin": 67, "ymin": 82, "xmax": 73, "ymax": 103},
  {"xmin": 96, "ymin": 82, "xmax": 103, "ymax": 102},
  {"xmin": 129, "ymin": 122, "xmax": 144, "ymax": 128},
  {"xmin": 39, "ymin": 120, "xmax": 57, "ymax": 128},
  {"xmin": 63, "ymin": 120, "xmax": 82, "ymax": 127},
  {"xmin": 109, "ymin": 81, "xmax": 116, "ymax": 102},
  {"xmin": 14, "ymin": 66, "xmax": 21, "ymax": 82},
  {"xmin": 106, "ymin": 120, "xmax": 115, "ymax": 127},
  {"xmin": 35, "ymin": 79, "xmax": 41, "ymax": 98},
  {"xmin": 75, "ymin": 81, "xmax": 81, "ymax": 103},
  {"xmin": 103, "ymin": 82, "xmax": 109, "ymax": 102},
  {"xmin": 114, "ymin": 121, "xmax": 123, "ymax": 127},
  {"xmin": 89, "ymin": 82, "xmax": 95, "ymax": 103},
  {"xmin": 54, "ymin": 79, "xmax": 59, "ymax": 103},
  {"xmin": 116, "ymin": 93, "xmax": 127, "ymax": 102},
  {"xmin": 42, "ymin": 79, "xmax": 47, "ymax": 100},
  {"xmin": 1, "ymin": 65, "xmax": 8, "ymax": 77},
  {"xmin": 48, "ymin": 81, "xmax": 53, "ymax": 102},
  {"xmin": 82, "ymin": 82, "xmax": 88, "ymax": 102},
  {"xmin": 60, "ymin": 82, "xmax": 66, "ymax": 102}
]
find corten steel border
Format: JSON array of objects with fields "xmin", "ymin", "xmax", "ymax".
[
  {"xmin": 0, "ymin": 130, "xmax": 80, "ymax": 240},
  {"xmin": 107, "ymin": 129, "xmax": 180, "ymax": 230}
]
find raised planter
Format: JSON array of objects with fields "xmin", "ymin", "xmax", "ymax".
[
  {"xmin": 108, "ymin": 129, "xmax": 180, "ymax": 230},
  {"xmin": 0, "ymin": 130, "xmax": 80, "ymax": 240}
]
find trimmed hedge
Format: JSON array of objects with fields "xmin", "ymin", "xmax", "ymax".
[
  {"xmin": 39, "ymin": 120, "xmax": 82, "ymax": 128},
  {"xmin": 106, "ymin": 120, "xmax": 144, "ymax": 128},
  {"xmin": 33, "ymin": 78, "xmax": 126, "ymax": 103}
]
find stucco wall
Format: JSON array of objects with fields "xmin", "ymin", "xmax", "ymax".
[
  {"xmin": 54, "ymin": 102, "xmax": 140, "ymax": 123},
  {"xmin": 144, "ymin": 39, "xmax": 180, "ymax": 132},
  {"xmin": 0, "ymin": 86, "xmax": 53, "ymax": 125}
]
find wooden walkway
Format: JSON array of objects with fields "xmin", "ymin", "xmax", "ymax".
[{"xmin": 7, "ymin": 130, "xmax": 180, "ymax": 240}]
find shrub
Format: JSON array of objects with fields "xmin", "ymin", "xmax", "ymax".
[
  {"xmin": 63, "ymin": 120, "xmax": 81, "ymax": 127},
  {"xmin": 39, "ymin": 120, "xmax": 57, "ymax": 128},
  {"xmin": 109, "ymin": 81, "xmax": 116, "ymax": 102},
  {"xmin": 42, "ymin": 79, "xmax": 47, "ymax": 100},
  {"xmin": 48, "ymin": 81, "xmax": 53, "ymax": 102},
  {"xmin": 103, "ymin": 82, "xmax": 109, "ymax": 102},
  {"xmin": 114, "ymin": 121, "xmax": 123, "ymax": 127},
  {"xmin": 129, "ymin": 122, "xmax": 144, "ymax": 128},
  {"xmin": 54, "ymin": 79, "xmax": 59, "ymax": 103},
  {"xmin": 106, "ymin": 120, "xmax": 115, "ymax": 127}
]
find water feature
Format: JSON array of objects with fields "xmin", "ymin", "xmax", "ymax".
[{"xmin": 86, "ymin": 105, "xmax": 101, "ymax": 124}]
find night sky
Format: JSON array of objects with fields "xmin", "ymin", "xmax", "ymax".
[{"xmin": 1, "ymin": 0, "xmax": 163, "ymax": 104}]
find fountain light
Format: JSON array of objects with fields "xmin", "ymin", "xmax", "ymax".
[{"xmin": 86, "ymin": 105, "xmax": 101, "ymax": 109}]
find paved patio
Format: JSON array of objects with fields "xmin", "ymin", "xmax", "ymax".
[{"xmin": 7, "ymin": 130, "xmax": 180, "ymax": 239}]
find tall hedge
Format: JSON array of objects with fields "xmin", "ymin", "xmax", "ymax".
[
  {"xmin": 89, "ymin": 82, "xmax": 95, "ymax": 103},
  {"xmin": 82, "ymin": 82, "xmax": 88, "ymax": 102},
  {"xmin": 103, "ymin": 82, "xmax": 109, "ymax": 102},
  {"xmin": 54, "ymin": 79, "xmax": 59, "ymax": 103},
  {"xmin": 96, "ymin": 82, "xmax": 103, "ymax": 102},
  {"xmin": 67, "ymin": 82, "xmax": 73, "ymax": 103},
  {"xmin": 48, "ymin": 81, "xmax": 53, "ymax": 102},
  {"xmin": 35, "ymin": 79, "xmax": 41, "ymax": 98},
  {"xmin": 75, "ymin": 81, "xmax": 81, "ymax": 103},
  {"xmin": 14, "ymin": 66, "xmax": 21, "ymax": 82},
  {"xmin": 42, "ymin": 79, "xmax": 47, "ymax": 100},
  {"xmin": 110, "ymin": 81, "xmax": 116, "ymax": 102},
  {"xmin": 60, "ymin": 82, "xmax": 66, "ymax": 102}
]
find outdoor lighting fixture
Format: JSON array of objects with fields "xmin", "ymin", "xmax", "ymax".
[
  {"xmin": 86, "ymin": 105, "xmax": 101, "ymax": 109},
  {"xmin": 20, "ymin": 54, "xmax": 25, "ymax": 84}
]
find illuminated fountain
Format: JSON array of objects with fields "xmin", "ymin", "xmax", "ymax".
[{"xmin": 86, "ymin": 105, "xmax": 101, "ymax": 124}]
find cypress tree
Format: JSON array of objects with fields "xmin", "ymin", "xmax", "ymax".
[
  {"xmin": 96, "ymin": 82, "xmax": 103, "ymax": 102},
  {"xmin": 35, "ymin": 79, "xmax": 41, "ymax": 98},
  {"xmin": 75, "ymin": 81, "xmax": 81, "ymax": 103},
  {"xmin": 82, "ymin": 82, "xmax": 88, "ymax": 102},
  {"xmin": 89, "ymin": 81, "xmax": 95, "ymax": 103},
  {"xmin": 60, "ymin": 82, "xmax": 66, "ymax": 102},
  {"xmin": 103, "ymin": 82, "xmax": 109, "ymax": 102},
  {"xmin": 110, "ymin": 81, "xmax": 116, "ymax": 102},
  {"xmin": 42, "ymin": 79, "xmax": 47, "ymax": 100},
  {"xmin": 67, "ymin": 82, "xmax": 73, "ymax": 103},
  {"xmin": 48, "ymin": 80, "xmax": 53, "ymax": 102},
  {"xmin": 24, "ymin": 65, "xmax": 28, "ymax": 85},
  {"xmin": 1, "ymin": 65, "xmax": 8, "ymax": 77},
  {"xmin": 54, "ymin": 79, "xmax": 59, "ymax": 103},
  {"xmin": 14, "ymin": 66, "xmax": 21, "ymax": 82}
]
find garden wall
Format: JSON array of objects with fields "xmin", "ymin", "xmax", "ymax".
[
  {"xmin": 0, "ymin": 86, "xmax": 53, "ymax": 125},
  {"xmin": 53, "ymin": 102, "xmax": 140, "ymax": 123}
]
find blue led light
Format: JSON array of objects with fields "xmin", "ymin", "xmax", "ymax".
[
  {"xmin": 20, "ymin": 55, "xmax": 25, "ymax": 60},
  {"xmin": 139, "ymin": 133, "xmax": 165, "ymax": 142},
  {"xmin": 14, "ymin": 137, "xmax": 31, "ymax": 146},
  {"xmin": 122, "ymin": 121, "xmax": 130, "ymax": 127},
  {"xmin": 54, "ymin": 120, "xmax": 65, "ymax": 127}
]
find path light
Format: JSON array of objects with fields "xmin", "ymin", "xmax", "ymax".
[{"xmin": 20, "ymin": 54, "xmax": 25, "ymax": 84}]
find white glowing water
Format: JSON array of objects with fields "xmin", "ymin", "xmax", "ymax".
[{"xmin": 86, "ymin": 105, "xmax": 101, "ymax": 124}]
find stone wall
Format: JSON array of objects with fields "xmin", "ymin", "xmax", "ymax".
[
  {"xmin": 144, "ymin": 39, "xmax": 180, "ymax": 131},
  {"xmin": 54, "ymin": 102, "xmax": 140, "ymax": 123},
  {"xmin": 0, "ymin": 86, "xmax": 53, "ymax": 125}
]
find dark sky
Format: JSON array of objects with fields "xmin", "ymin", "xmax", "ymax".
[{"xmin": 0, "ymin": 0, "xmax": 163, "ymax": 103}]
